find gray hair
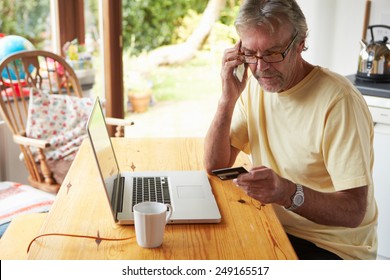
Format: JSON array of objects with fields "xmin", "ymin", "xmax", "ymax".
[{"xmin": 235, "ymin": 0, "xmax": 308, "ymax": 50}]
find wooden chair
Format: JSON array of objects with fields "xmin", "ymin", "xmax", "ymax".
[{"xmin": 0, "ymin": 50, "xmax": 132, "ymax": 194}]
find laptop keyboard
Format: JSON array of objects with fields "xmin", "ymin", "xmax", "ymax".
[{"xmin": 131, "ymin": 176, "xmax": 171, "ymax": 209}]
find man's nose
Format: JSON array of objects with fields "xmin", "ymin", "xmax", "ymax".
[{"xmin": 256, "ymin": 58, "xmax": 270, "ymax": 71}]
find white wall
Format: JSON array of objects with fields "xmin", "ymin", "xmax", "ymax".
[
  {"xmin": 297, "ymin": 0, "xmax": 367, "ymax": 75},
  {"xmin": 297, "ymin": 0, "xmax": 390, "ymax": 75},
  {"xmin": 369, "ymin": 0, "xmax": 390, "ymax": 27},
  {"xmin": 0, "ymin": 118, "xmax": 29, "ymax": 184},
  {"xmin": 0, "ymin": 121, "xmax": 5, "ymax": 181}
]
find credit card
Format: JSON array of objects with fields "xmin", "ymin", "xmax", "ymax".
[{"xmin": 211, "ymin": 166, "xmax": 248, "ymax": 180}]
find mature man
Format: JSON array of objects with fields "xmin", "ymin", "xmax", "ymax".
[{"xmin": 204, "ymin": 0, "xmax": 377, "ymax": 260}]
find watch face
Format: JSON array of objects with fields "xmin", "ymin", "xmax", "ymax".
[{"xmin": 293, "ymin": 194, "xmax": 304, "ymax": 206}]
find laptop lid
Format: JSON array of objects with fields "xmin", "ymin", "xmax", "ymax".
[{"xmin": 86, "ymin": 97, "xmax": 122, "ymax": 218}]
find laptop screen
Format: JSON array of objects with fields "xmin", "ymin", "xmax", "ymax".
[{"xmin": 86, "ymin": 97, "xmax": 121, "ymax": 208}]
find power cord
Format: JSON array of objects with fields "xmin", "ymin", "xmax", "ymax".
[{"xmin": 27, "ymin": 231, "xmax": 136, "ymax": 253}]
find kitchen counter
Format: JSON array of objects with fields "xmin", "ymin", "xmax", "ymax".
[{"xmin": 346, "ymin": 74, "xmax": 390, "ymax": 98}]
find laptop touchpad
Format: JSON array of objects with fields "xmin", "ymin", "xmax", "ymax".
[{"xmin": 177, "ymin": 186, "xmax": 205, "ymax": 199}]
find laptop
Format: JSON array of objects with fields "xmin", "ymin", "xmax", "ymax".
[{"xmin": 86, "ymin": 97, "xmax": 221, "ymax": 225}]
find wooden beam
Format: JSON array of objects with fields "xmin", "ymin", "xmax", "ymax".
[
  {"xmin": 57, "ymin": 0, "xmax": 85, "ymax": 56},
  {"xmin": 362, "ymin": 0, "xmax": 371, "ymax": 40},
  {"xmin": 101, "ymin": 0, "xmax": 124, "ymax": 135}
]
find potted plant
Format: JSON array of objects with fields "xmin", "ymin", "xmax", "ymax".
[{"xmin": 126, "ymin": 71, "xmax": 153, "ymax": 113}]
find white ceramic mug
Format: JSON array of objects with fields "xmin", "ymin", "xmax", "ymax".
[{"xmin": 133, "ymin": 201, "xmax": 173, "ymax": 248}]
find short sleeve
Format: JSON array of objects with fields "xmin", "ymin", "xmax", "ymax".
[{"xmin": 322, "ymin": 89, "xmax": 373, "ymax": 190}]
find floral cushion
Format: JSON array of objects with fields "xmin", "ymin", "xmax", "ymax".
[
  {"xmin": 0, "ymin": 181, "xmax": 55, "ymax": 226},
  {"xmin": 26, "ymin": 89, "xmax": 93, "ymax": 161}
]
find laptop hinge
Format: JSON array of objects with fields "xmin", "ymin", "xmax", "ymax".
[{"xmin": 112, "ymin": 176, "xmax": 125, "ymax": 215}]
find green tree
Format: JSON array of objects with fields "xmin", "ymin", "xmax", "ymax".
[
  {"xmin": 0, "ymin": 0, "xmax": 50, "ymax": 47},
  {"xmin": 144, "ymin": 0, "xmax": 232, "ymax": 66},
  {"xmin": 122, "ymin": 0, "xmax": 208, "ymax": 55}
]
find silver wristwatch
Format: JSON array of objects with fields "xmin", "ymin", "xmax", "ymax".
[{"xmin": 287, "ymin": 184, "xmax": 304, "ymax": 211}]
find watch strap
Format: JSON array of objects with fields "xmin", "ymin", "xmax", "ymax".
[{"xmin": 286, "ymin": 184, "xmax": 304, "ymax": 211}]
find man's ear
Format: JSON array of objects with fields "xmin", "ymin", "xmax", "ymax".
[{"xmin": 297, "ymin": 39, "xmax": 307, "ymax": 53}]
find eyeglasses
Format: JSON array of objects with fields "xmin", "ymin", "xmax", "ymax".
[{"xmin": 240, "ymin": 32, "xmax": 298, "ymax": 64}]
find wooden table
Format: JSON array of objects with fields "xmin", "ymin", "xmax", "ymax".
[{"xmin": 2, "ymin": 138, "xmax": 297, "ymax": 260}]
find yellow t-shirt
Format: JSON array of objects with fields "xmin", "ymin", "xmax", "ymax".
[{"xmin": 230, "ymin": 66, "xmax": 378, "ymax": 259}]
